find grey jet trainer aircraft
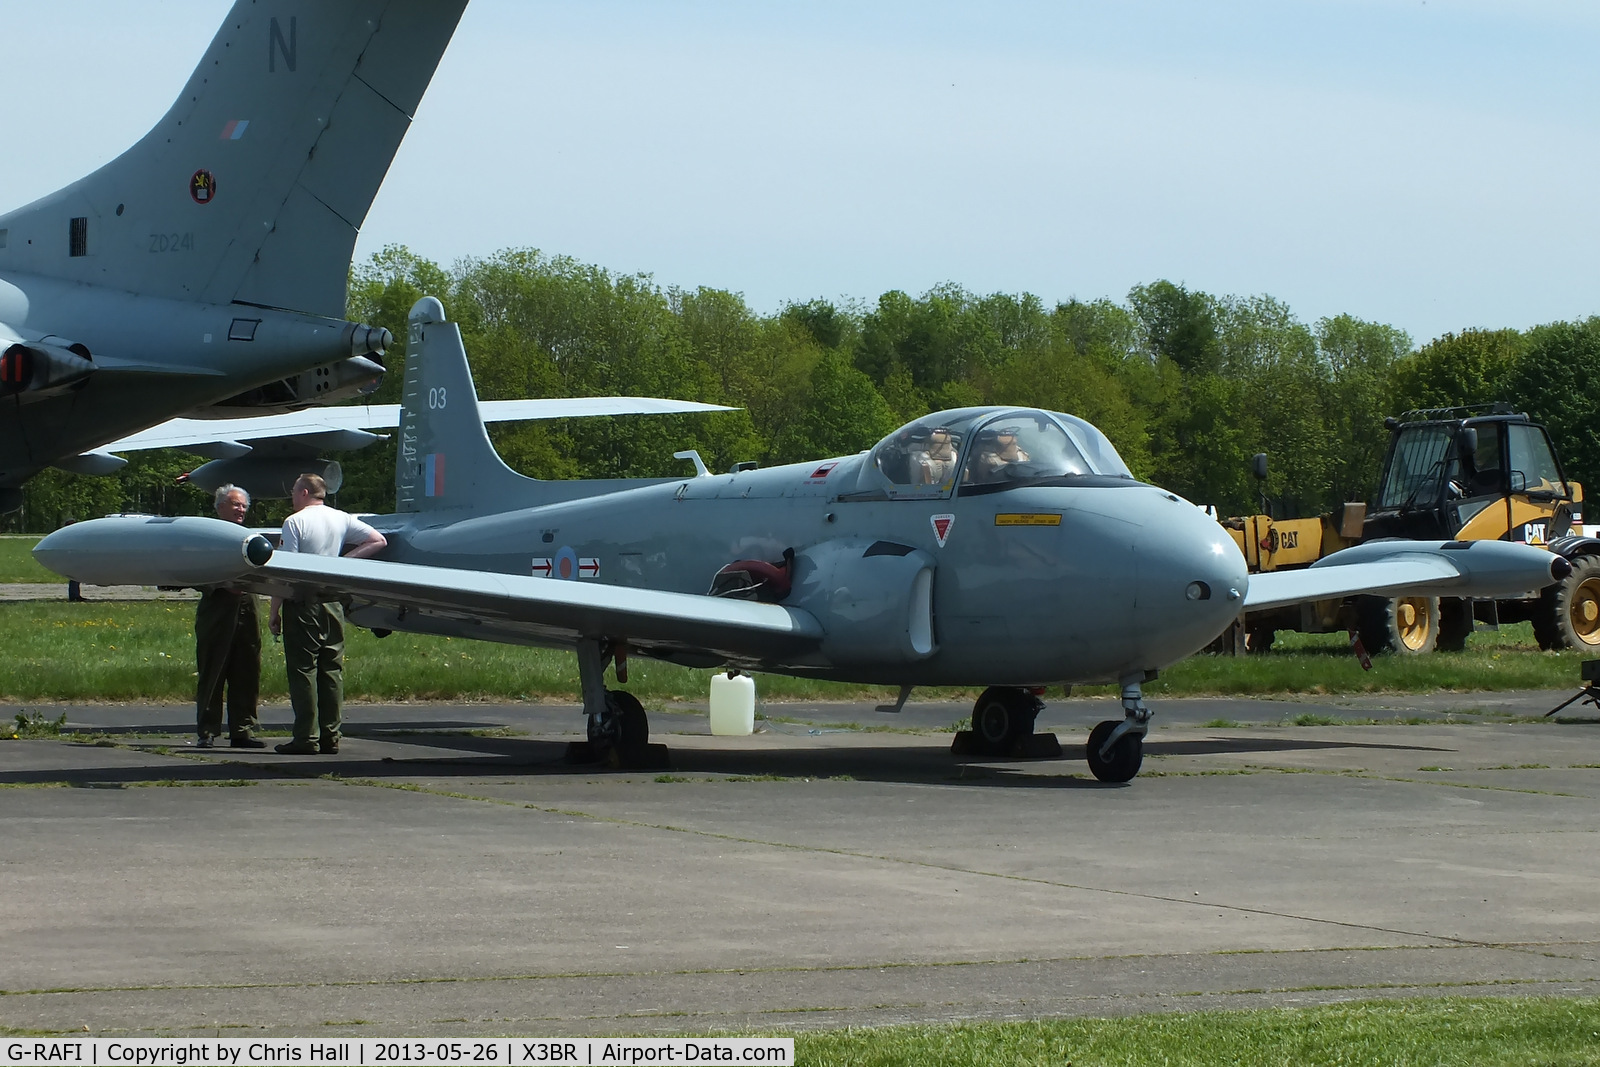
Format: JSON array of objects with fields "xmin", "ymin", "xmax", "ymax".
[
  {"xmin": 0, "ymin": 0, "xmax": 468, "ymax": 510},
  {"xmin": 36, "ymin": 298, "xmax": 1571, "ymax": 782}
]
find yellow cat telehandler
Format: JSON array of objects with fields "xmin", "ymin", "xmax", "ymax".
[{"xmin": 1220, "ymin": 405, "xmax": 1595, "ymax": 654}]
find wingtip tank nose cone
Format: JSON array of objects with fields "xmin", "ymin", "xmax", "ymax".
[
  {"xmin": 245, "ymin": 534, "xmax": 274, "ymax": 567},
  {"xmin": 1552, "ymin": 555, "xmax": 1573, "ymax": 582}
]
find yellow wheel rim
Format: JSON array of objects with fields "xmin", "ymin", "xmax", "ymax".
[
  {"xmin": 1570, "ymin": 577, "xmax": 1600, "ymax": 643},
  {"xmin": 1397, "ymin": 597, "xmax": 1432, "ymax": 651}
]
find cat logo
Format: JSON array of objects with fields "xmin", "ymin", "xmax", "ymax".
[{"xmin": 1260, "ymin": 528, "xmax": 1298, "ymax": 553}]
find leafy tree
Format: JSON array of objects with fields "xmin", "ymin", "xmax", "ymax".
[
  {"xmin": 1508, "ymin": 319, "xmax": 1600, "ymax": 493},
  {"xmin": 777, "ymin": 349, "xmax": 898, "ymax": 460},
  {"xmin": 1316, "ymin": 314, "xmax": 1411, "ymax": 505},
  {"xmin": 1128, "ymin": 280, "xmax": 1219, "ymax": 375},
  {"xmin": 1388, "ymin": 328, "xmax": 1524, "ymax": 415}
]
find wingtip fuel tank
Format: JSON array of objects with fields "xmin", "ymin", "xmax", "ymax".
[
  {"xmin": 33, "ymin": 516, "xmax": 272, "ymax": 587},
  {"xmin": 1309, "ymin": 538, "xmax": 1569, "ymax": 599}
]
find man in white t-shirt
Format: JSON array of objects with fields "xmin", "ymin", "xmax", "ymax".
[{"xmin": 269, "ymin": 474, "xmax": 387, "ymax": 755}]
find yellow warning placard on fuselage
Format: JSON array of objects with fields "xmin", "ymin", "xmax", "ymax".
[{"xmin": 994, "ymin": 513, "xmax": 1062, "ymax": 526}]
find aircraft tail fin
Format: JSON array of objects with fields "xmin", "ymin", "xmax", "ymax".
[
  {"xmin": 396, "ymin": 298, "xmax": 543, "ymax": 514},
  {"xmin": 0, "ymin": 0, "xmax": 467, "ymax": 320}
]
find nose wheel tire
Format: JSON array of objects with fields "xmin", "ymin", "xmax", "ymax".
[
  {"xmin": 1087, "ymin": 719, "xmax": 1143, "ymax": 783},
  {"xmin": 970, "ymin": 686, "xmax": 1042, "ymax": 756}
]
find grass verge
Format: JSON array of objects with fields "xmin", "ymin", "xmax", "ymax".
[
  {"xmin": 0, "ymin": 601, "xmax": 1586, "ymax": 704},
  {"xmin": 792, "ymin": 997, "xmax": 1600, "ymax": 1066},
  {"xmin": 0, "ymin": 536, "xmax": 60, "ymax": 583}
]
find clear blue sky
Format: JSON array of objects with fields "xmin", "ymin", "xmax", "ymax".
[{"xmin": 4, "ymin": 1, "xmax": 1597, "ymax": 344}]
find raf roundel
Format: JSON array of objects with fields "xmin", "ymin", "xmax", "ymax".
[{"xmin": 190, "ymin": 169, "xmax": 216, "ymax": 204}]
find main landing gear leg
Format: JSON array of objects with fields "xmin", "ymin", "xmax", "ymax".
[
  {"xmin": 566, "ymin": 639, "xmax": 669, "ymax": 770},
  {"xmin": 952, "ymin": 686, "xmax": 1063, "ymax": 759},
  {"xmin": 1086, "ymin": 678, "xmax": 1149, "ymax": 783}
]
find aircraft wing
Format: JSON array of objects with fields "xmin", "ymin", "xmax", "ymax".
[
  {"xmin": 32, "ymin": 517, "xmax": 822, "ymax": 666},
  {"xmin": 100, "ymin": 398, "xmax": 737, "ymax": 455},
  {"xmin": 1244, "ymin": 539, "xmax": 1567, "ymax": 611},
  {"xmin": 255, "ymin": 554, "xmax": 822, "ymax": 664}
]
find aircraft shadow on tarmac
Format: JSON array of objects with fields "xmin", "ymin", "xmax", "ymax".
[
  {"xmin": 2, "ymin": 730, "xmax": 1449, "ymax": 791},
  {"xmin": 51, "ymin": 720, "xmax": 492, "ymax": 736}
]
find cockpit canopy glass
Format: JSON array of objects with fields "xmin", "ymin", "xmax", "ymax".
[
  {"xmin": 1052, "ymin": 412, "xmax": 1134, "ymax": 480},
  {"xmin": 868, "ymin": 412, "xmax": 985, "ymax": 498},
  {"xmin": 963, "ymin": 415, "xmax": 1083, "ymax": 485},
  {"xmin": 862, "ymin": 408, "xmax": 1134, "ymax": 499}
]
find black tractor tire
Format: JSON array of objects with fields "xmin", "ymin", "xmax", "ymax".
[
  {"xmin": 1086, "ymin": 720, "xmax": 1143, "ymax": 783},
  {"xmin": 1535, "ymin": 554, "xmax": 1600, "ymax": 651},
  {"xmin": 1437, "ymin": 598, "xmax": 1473, "ymax": 653},
  {"xmin": 970, "ymin": 687, "xmax": 1041, "ymax": 756},
  {"xmin": 1356, "ymin": 594, "xmax": 1439, "ymax": 655}
]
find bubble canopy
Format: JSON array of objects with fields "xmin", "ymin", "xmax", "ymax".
[{"xmin": 857, "ymin": 407, "xmax": 1136, "ymax": 499}]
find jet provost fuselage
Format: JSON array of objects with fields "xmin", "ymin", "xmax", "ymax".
[{"xmin": 369, "ymin": 454, "xmax": 1247, "ymax": 688}]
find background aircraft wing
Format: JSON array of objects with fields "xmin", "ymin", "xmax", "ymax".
[
  {"xmin": 1244, "ymin": 539, "xmax": 1566, "ymax": 611},
  {"xmin": 100, "ymin": 398, "xmax": 738, "ymax": 455}
]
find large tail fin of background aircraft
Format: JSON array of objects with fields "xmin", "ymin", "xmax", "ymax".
[{"xmin": 0, "ymin": 0, "xmax": 467, "ymax": 321}]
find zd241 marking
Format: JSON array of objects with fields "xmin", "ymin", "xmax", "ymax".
[{"xmin": 148, "ymin": 233, "xmax": 195, "ymax": 253}]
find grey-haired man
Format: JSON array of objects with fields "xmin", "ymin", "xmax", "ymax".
[{"xmin": 194, "ymin": 484, "xmax": 264, "ymax": 748}]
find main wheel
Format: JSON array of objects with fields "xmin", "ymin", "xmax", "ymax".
[
  {"xmin": 970, "ymin": 687, "xmax": 1041, "ymax": 756},
  {"xmin": 1086, "ymin": 719, "xmax": 1143, "ymax": 783},
  {"xmin": 590, "ymin": 690, "xmax": 649, "ymax": 751},
  {"xmin": 1356, "ymin": 595, "xmax": 1438, "ymax": 655},
  {"xmin": 608, "ymin": 690, "xmax": 649, "ymax": 749},
  {"xmin": 1536, "ymin": 555, "xmax": 1600, "ymax": 651}
]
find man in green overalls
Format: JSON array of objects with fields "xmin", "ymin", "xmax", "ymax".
[
  {"xmin": 268, "ymin": 474, "xmax": 388, "ymax": 755},
  {"xmin": 195, "ymin": 484, "xmax": 263, "ymax": 748}
]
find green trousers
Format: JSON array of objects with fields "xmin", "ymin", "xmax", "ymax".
[
  {"xmin": 282, "ymin": 599, "xmax": 344, "ymax": 747},
  {"xmin": 194, "ymin": 588, "xmax": 261, "ymax": 739}
]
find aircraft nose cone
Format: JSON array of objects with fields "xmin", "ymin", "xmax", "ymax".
[{"xmin": 1135, "ymin": 497, "xmax": 1249, "ymax": 664}]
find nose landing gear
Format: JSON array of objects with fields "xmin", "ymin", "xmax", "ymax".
[{"xmin": 1086, "ymin": 679, "xmax": 1150, "ymax": 783}]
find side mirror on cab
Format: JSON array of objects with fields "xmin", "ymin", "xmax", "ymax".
[{"xmin": 1455, "ymin": 426, "xmax": 1479, "ymax": 470}]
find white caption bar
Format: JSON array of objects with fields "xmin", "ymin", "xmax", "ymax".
[{"xmin": 1, "ymin": 1040, "xmax": 793, "ymax": 1067}]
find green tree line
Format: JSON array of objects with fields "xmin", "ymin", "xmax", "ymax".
[{"xmin": 17, "ymin": 245, "xmax": 1600, "ymax": 530}]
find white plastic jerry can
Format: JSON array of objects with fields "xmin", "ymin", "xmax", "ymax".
[{"xmin": 709, "ymin": 670, "xmax": 756, "ymax": 736}]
